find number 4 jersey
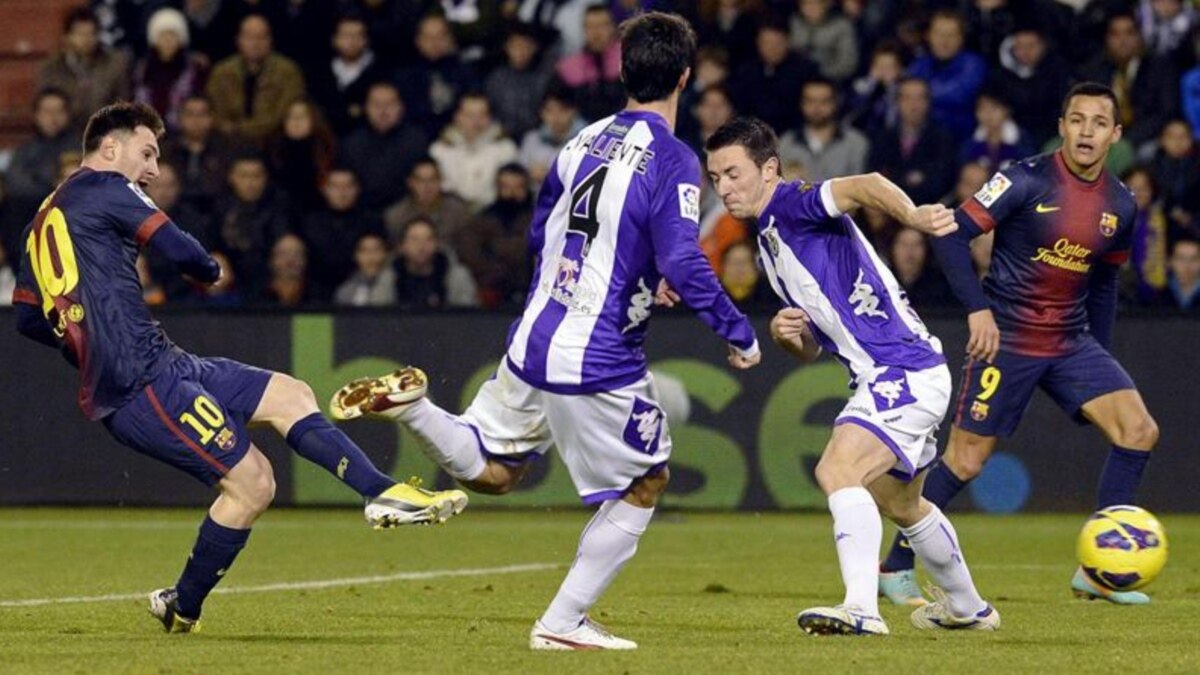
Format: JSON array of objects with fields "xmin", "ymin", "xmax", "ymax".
[
  {"xmin": 13, "ymin": 168, "xmax": 184, "ymax": 419},
  {"xmin": 505, "ymin": 110, "xmax": 757, "ymax": 394}
]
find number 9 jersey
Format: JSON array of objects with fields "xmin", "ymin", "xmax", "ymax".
[{"xmin": 13, "ymin": 168, "xmax": 182, "ymax": 420}]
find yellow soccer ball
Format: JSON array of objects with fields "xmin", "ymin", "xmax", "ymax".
[{"xmin": 1077, "ymin": 505, "xmax": 1168, "ymax": 591}]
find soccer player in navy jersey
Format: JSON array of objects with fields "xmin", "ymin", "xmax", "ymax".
[
  {"xmin": 878, "ymin": 82, "xmax": 1160, "ymax": 605},
  {"xmin": 11, "ymin": 102, "xmax": 468, "ymax": 633},
  {"xmin": 329, "ymin": 13, "xmax": 759, "ymax": 650}
]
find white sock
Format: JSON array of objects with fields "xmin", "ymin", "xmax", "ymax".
[
  {"xmin": 828, "ymin": 486, "xmax": 882, "ymax": 617},
  {"xmin": 539, "ymin": 500, "xmax": 653, "ymax": 633},
  {"xmin": 901, "ymin": 504, "xmax": 987, "ymax": 617},
  {"xmin": 396, "ymin": 399, "xmax": 487, "ymax": 481}
]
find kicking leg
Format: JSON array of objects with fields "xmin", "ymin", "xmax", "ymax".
[
  {"xmin": 530, "ymin": 470, "xmax": 668, "ymax": 651},
  {"xmin": 150, "ymin": 446, "xmax": 274, "ymax": 632},
  {"xmin": 871, "ymin": 475, "xmax": 999, "ymax": 631}
]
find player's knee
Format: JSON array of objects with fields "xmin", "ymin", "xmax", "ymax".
[
  {"xmin": 279, "ymin": 375, "xmax": 318, "ymax": 409},
  {"xmin": 944, "ymin": 441, "xmax": 987, "ymax": 480},
  {"xmin": 1120, "ymin": 414, "xmax": 1159, "ymax": 450},
  {"xmin": 814, "ymin": 455, "xmax": 858, "ymax": 493},
  {"xmin": 464, "ymin": 461, "xmax": 522, "ymax": 494}
]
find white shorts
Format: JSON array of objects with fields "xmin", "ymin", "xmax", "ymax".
[
  {"xmin": 460, "ymin": 360, "xmax": 672, "ymax": 504},
  {"xmin": 834, "ymin": 364, "xmax": 951, "ymax": 481}
]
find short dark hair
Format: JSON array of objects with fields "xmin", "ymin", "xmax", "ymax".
[
  {"xmin": 497, "ymin": 162, "xmax": 529, "ymax": 178},
  {"xmin": 63, "ymin": 7, "xmax": 97, "ymax": 33},
  {"xmin": 1061, "ymin": 82, "xmax": 1121, "ymax": 121},
  {"xmin": 409, "ymin": 156, "xmax": 439, "ymax": 176},
  {"xmin": 1121, "ymin": 164, "xmax": 1158, "ymax": 199},
  {"xmin": 33, "ymin": 87, "xmax": 71, "ymax": 111},
  {"xmin": 705, "ymin": 116, "xmax": 780, "ymax": 169},
  {"xmin": 619, "ymin": 12, "xmax": 696, "ymax": 104},
  {"xmin": 82, "ymin": 102, "xmax": 165, "ymax": 155}
]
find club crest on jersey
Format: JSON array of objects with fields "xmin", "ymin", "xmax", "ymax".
[
  {"xmin": 65, "ymin": 303, "xmax": 85, "ymax": 323},
  {"xmin": 762, "ymin": 217, "xmax": 781, "ymax": 257},
  {"xmin": 215, "ymin": 428, "xmax": 237, "ymax": 451},
  {"xmin": 970, "ymin": 401, "xmax": 989, "ymax": 421},
  {"xmin": 623, "ymin": 397, "xmax": 663, "ymax": 455},
  {"xmin": 1099, "ymin": 212, "xmax": 1118, "ymax": 237},
  {"xmin": 974, "ymin": 172, "xmax": 1012, "ymax": 208},
  {"xmin": 678, "ymin": 183, "xmax": 700, "ymax": 223},
  {"xmin": 849, "ymin": 270, "xmax": 888, "ymax": 319},
  {"xmin": 546, "ymin": 255, "xmax": 598, "ymax": 313},
  {"xmin": 870, "ymin": 367, "xmax": 916, "ymax": 411}
]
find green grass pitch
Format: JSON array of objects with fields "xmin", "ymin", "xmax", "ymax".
[{"xmin": 0, "ymin": 508, "xmax": 1195, "ymax": 674}]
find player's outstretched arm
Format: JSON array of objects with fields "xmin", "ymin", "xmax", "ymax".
[
  {"xmin": 825, "ymin": 173, "xmax": 957, "ymax": 237},
  {"xmin": 770, "ymin": 308, "xmax": 821, "ymax": 363},
  {"xmin": 146, "ymin": 223, "xmax": 221, "ymax": 284}
]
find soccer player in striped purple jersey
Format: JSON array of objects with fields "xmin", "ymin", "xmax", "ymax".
[
  {"xmin": 702, "ymin": 117, "xmax": 998, "ymax": 635},
  {"xmin": 330, "ymin": 13, "xmax": 760, "ymax": 650},
  {"xmin": 878, "ymin": 83, "xmax": 1160, "ymax": 606}
]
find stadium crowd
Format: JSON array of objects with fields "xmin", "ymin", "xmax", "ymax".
[{"xmin": 1, "ymin": 0, "xmax": 1199, "ymax": 313}]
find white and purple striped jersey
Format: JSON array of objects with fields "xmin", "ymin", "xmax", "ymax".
[
  {"xmin": 505, "ymin": 110, "xmax": 757, "ymax": 394},
  {"xmin": 756, "ymin": 180, "xmax": 945, "ymax": 380}
]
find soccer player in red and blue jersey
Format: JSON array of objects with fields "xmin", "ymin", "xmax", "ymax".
[
  {"xmin": 11, "ymin": 102, "xmax": 468, "ymax": 633},
  {"xmin": 878, "ymin": 83, "xmax": 1160, "ymax": 605}
]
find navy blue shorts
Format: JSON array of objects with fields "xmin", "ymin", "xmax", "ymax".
[
  {"xmin": 952, "ymin": 336, "xmax": 1135, "ymax": 438},
  {"xmin": 103, "ymin": 354, "xmax": 273, "ymax": 486}
]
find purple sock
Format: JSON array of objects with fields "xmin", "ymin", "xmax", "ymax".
[
  {"xmin": 1097, "ymin": 445, "xmax": 1150, "ymax": 509},
  {"xmin": 882, "ymin": 461, "xmax": 967, "ymax": 572},
  {"xmin": 175, "ymin": 516, "xmax": 250, "ymax": 619},
  {"xmin": 286, "ymin": 413, "xmax": 397, "ymax": 498}
]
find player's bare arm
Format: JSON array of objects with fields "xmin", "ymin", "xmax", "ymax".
[
  {"xmin": 827, "ymin": 173, "xmax": 958, "ymax": 237},
  {"xmin": 770, "ymin": 307, "xmax": 821, "ymax": 362}
]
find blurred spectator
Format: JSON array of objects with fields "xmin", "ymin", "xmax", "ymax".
[
  {"xmin": 393, "ymin": 217, "xmax": 479, "ymax": 309},
  {"xmin": 5, "ymin": 90, "xmax": 75, "ymax": 201},
  {"xmin": 310, "ymin": 14, "xmax": 388, "ymax": 136},
  {"xmin": 1155, "ymin": 236, "xmax": 1200, "ymax": 309},
  {"xmin": 857, "ymin": 207, "xmax": 898, "ymax": 254},
  {"xmin": 162, "ymin": 95, "xmax": 233, "ymax": 214},
  {"xmin": 788, "ymin": 0, "xmax": 858, "ymax": 83},
  {"xmin": 271, "ymin": 0, "xmax": 339, "ymax": 75},
  {"xmin": 1078, "ymin": 13, "xmax": 1180, "ymax": 147},
  {"xmin": 261, "ymin": 233, "xmax": 325, "ymax": 307},
  {"xmin": 486, "ymin": 23, "xmax": 555, "ymax": 140},
  {"xmin": 732, "ymin": 19, "xmax": 816, "ymax": 134},
  {"xmin": 338, "ymin": 82, "xmax": 430, "ymax": 211},
  {"xmin": 556, "ymin": 6, "xmax": 624, "ymax": 123},
  {"xmin": 720, "ymin": 241, "xmax": 774, "ymax": 310},
  {"xmin": 678, "ymin": 45, "xmax": 732, "ymax": 143},
  {"xmin": 947, "ymin": 160, "xmax": 990, "ymax": 206},
  {"xmin": 700, "ymin": 204, "xmax": 751, "ymax": 278},
  {"xmin": 889, "ymin": 228, "xmax": 953, "ymax": 309},
  {"xmin": 0, "ymin": 239, "xmax": 14, "ymax": 308},
  {"xmin": 991, "ymin": 25, "xmax": 1073, "ymax": 147},
  {"xmin": 779, "ymin": 77, "xmax": 869, "ymax": 180},
  {"xmin": 1145, "ymin": 119, "xmax": 1198, "ymax": 221},
  {"xmin": 840, "ymin": 0, "xmax": 905, "ymax": 58},
  {"xmin": 183, "ymin": 0, "xmax": 243, "ymax": 61},
  {"xmin": 846, "ymin": 41, "xmax": 906, "ymax": 137},
  {"xmin": 696, "ymin": 0, "xmax": 762, "ymax": 67},
  {"xmin": 514, "ymin": 0, "xmax": 596, "ymax": 56},
  {"xmin": 1136, "ymin": 0, "xmax": 1195, "ymax": 66},
  {"xmin": 268, "ymin": 99, "xmax": 336, "ymax": 213},
  {"xmin": 453, "ymin": 164, "xmax": 534, "ymax": 308},
  {"xmin": 299, "ymin": 167, "xmax": 384, "ymax": 294},
  {"xmin": 1123, "ymin": 166, "xmax": 1170, "ymax": 304},
  {"xmin": 907, "ymin": 10, "xmax": 988, "ymax": 142},
  {"xmin": 38, "ymin": 8, "xmax": 130, "ymax": 124},
  {"xmin": 335, "ymin": 232, "xmax": 397, "ymax": 307},
  {"xmin": 185, "ymin": 250, "xmax": 244, "ymax": 307},
  {"xmin": 870, "ymin": 77, "xmax": 957, "ymax": 206},
  {"xmin": 687, "ymin": 85, "xmax": 737, "ymax": 157},
  {"xmin": 959, "ymin": 90, "xmax": 1031, "ymax": 171},
  {"xmin": 358, "ymin": 0, "xmax": 425, "ymax": 66},
  {"xmin": 206, "ymin": 14, "xmax": 305, "ymax": 144},
  {"xmin": 384, "ymin": 158, "xmax": 473, "ymax": 245},
  {"xmin": 212, "ymin": 153, "xmax": 291, "ymax": 295},
  {"xmin": 430, "ymin": 93, "xmax": 519, "ymax": 211},
  {"xmin": 143, "ymin": 162, "xmax": 216, "ymax": 301},
  {"xmin": 519, "ymin": 88, "xmax": 585, "ymax": 188},
  {"xmin": 963, "ymin": 0, "xmax": 1018, "ymax": 66},
  {"xmin": 1184, "ymin": 32, "xmax": 1200, "ymax": 138},
  {"xmin": 133, "ymin": 8, "xmax": 209, "ymax": 132},
  {"xmin": 396, "ymin": 15, "xmax": 478, "ymax": 136},
  {"xmin": 438, "ymin": 0, "xmax": 505, "ymax": 63}
]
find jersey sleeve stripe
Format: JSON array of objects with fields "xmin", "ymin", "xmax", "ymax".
[
  {"xmin": 1102, "ymin": 250, "xmax": 1130, "ymax": 265},
  {"xmin": 134, "ymin": 211, "xmax": 169, "ymax": 247},
  {"xmin": 145, "ymin": 385, "xmax": 231, "ymax": 475},
  {"xmin": 12, "ymin": 287, "xmax": 38, "ymax": 305},
  {"xmin": 960, "ymin": 199, "xmax": 997, "ymax": 233}
]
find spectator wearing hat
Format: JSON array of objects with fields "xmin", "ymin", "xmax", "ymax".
[{"xmin": 134, "ymin": 8, "xmax": 209, "ymax": 131}]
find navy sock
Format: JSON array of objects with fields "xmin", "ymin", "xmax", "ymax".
[
  {"xmin": 1096, "ymin": 445, "xmax": 1150, "ymax": 509},
  {"xmin": 882, "ymin": 461, "xmax": 968, "ymax": 572},
  {"xmin": 286, "ymin": 412, "xmax": 396, "ymax": 498},
  {"xmin": 175, "ymin": 516, "xmax": 251, "ymax": 619}
]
